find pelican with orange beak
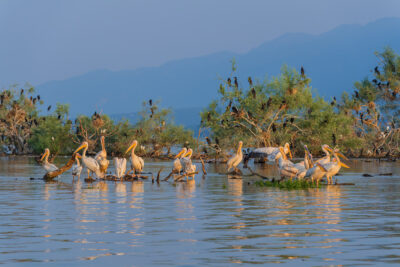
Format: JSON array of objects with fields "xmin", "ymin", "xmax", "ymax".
[
  {"xmin": 40, "ymin": 148, "xmax": 58, "ymax": 173},
  {"xmin": 125, "ymin": 140, "xmax": 144, "ymax": 175},
  {"xmin": 322, "ymin": 148, "xmax": 350, "ymax": 184},
  {"xmin": 74, "ymin": 142, "xmax": 105, "ymax": 179},
  {"xmin": 181, "ymin": 148, "xmax": 196, "ymax": 179},
  {"xmin": 173, "ymin": 147, "xmax": 187, "ymax": 174},
  {"xmin": 227, "ymin": 141, "xmax": 243, "ymax": 173},
  {"xmin": 275, "ymin": 146, "xmax": 298, "ymax": 180}
]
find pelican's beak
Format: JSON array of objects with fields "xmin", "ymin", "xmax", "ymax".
[
  {"xmin": 74, "ymin": 143, "xmax": 86, "ymax": 153},
  {"xmin": 76, "ymin": 153, "xmax": 82, "ymax": 159},
  {"xmin": 340, "ymin": 162, "xmax": 350, "ymax": 168},
  {"xmin": 40, "ymin": 151, "xmax": 47, "ymax": 161},
  {"xmin": 279, "ymin": 147, "xmax": 286, "ymax": 160},
  {"xmin": 175, "ymin": 149, "xmax": 185, "ymax": 159},
  {"xmin": 184, "ymin": 151, "xmax": 190, "ymax": 157},
  {"xmin": 337, "ymin": 152, "xmax": 348, "ymax": 161},
  {"xmin": 125, "ymin": 143, "xmax": 135, "ymax": 154}
]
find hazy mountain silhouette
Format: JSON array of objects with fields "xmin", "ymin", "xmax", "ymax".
[{"xmin": 37, "ymin": 18, "xmax": 400, "ymax": 127}]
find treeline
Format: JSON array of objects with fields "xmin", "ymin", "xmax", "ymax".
[
  {"xmin": 0, "ymin": 91, "xmax": 194, "ymax": 156},
  {"xmin": 200, "ymin": 47, "xmax": 400, "ymax": 158},
  {"xmin": 1, "ymin": 47, "xmax": 399, "ymax": 158}
]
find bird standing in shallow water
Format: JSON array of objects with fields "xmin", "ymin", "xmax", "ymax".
[
  {"xmin": 41, "ymin": 148, "xmax": 58, "ymax": 173},
  {"xmin": 125, "ymin": 140, "xmax": 144, "ymax": 176},
  {"xmin": 95, "ymin": 136, "xmax": 109, "ymax": 173},
  {"xmin": 173, "ymin": 147, "xmax": 187, "ymax": 174},
  {"xmin": 74, "ymin": 142, "xmax": 104, "ymax": 179},
  {"xmin": 72, "ymin": 153, "xmax": 83, "ymax": 181},
  {"xmin": 227, "ymin": 141, "xmax": 243, "ymax": 173},
  {"xmin": 114, "ymin": 157, "xmax": 127, "ymax": 180}
]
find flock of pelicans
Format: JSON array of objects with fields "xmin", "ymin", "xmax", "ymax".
[
  {"xmin": 40, "ymin": 137, "xmax": 196, "ymax": 181},
  {"xmin": 40, "ymin": 137, "xmax": 350, "ymax": 185}
]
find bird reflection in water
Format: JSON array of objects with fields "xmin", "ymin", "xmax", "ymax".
[
  {"xmin": 227, "ymin": 179, "xmax": 247, "ymax": 233},
  {"xmin": 176, "ymin": 179, "xmax": 196, "ymax": 199}
]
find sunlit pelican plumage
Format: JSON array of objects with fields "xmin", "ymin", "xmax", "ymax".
[
  {"xmin": 245, "ymin": 142, "xmax": 291, "ymax": 163},
  {"xmin": 227, "ymin": 141, "xmax": 243, "ymax": 172},
  {"xmin": 72, "ymin": 153, "xmax": 83, "ymax": 180},
  {"xmin": 95, "ymin": 136, "xmax": 109, "ymax": 173},
  {"xmin": 125, "ymin": 140, "xmax": 144, "ymax": 175},
  {"xmin": 303, "ymin": 147, "xmax": 327, "ymax": 186},
  {"xmin": 41, "ymin": 148, "xmax": 58, "ymax": 173},
  {"xmin": 114, "ymin": 157, "xmax": 127, "ymax": 180},
  {"xmin": 173, "ymin": 147, "xmax": 187, "ymax": 173},
  {"xmin": 182, "ymin": 148, "xmax": 196, "ymax": 179},
  {"xmin": 74, "ymin": 141, "xmax": 105, "ymax": 179},
  {"xmin": 275, "ymin": 146, "xmax": 298, "ymax": 180},
  {"xmin": 321, "ymin": 148, "xmax": 350, "ymax": 184},
  {"xmin": 294, "ymin": 146, "xmax": 313, "ymax": 180}
]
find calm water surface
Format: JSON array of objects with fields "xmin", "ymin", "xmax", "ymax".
[{"xmin": 1, "ymin": 157, "xmax": 400, "ymax": 266}]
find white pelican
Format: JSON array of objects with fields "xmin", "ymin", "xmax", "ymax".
[
  {"xmin": 303, "ymin": 147, "xmax": 327, "ymax": 186},
  {"xmin": 74, "ymin": 142, "xmax": 105, "ymax": 179},
  {"xmin": 182, "ymin": 148, "xmax": 196, "ymax": 179},
  {"xmin": 72, "ymin": 153, "xmax": 83, "ymax": 180},
  {"xmin": 245, "ymin": 142, "xmax": 292, "ymax": 164},
  {"xmin": 114, "ymin": 157, "xmax": 127, "ymax": 180},
  {"xmin": 275, "ymin": 147, "xmax": 298, "ymax": 180},
  {"xmin": 173, "ymin": 147, "xmax": 187, "ymax": 173},
  {"xmin": 227, "ymin": 141, "xmax": 243, "ymax": 172},
  {"xmin": 125, "ymin": 140, "xmax": 144, "ymax": 175},
  {"xmin": 41, "ymin": 148, "xmax": 58, "ymax": 173},
  {"xmin": 294, "ymin": 146, "xmax": 313, "ymax": 180},
  {"xmin": 95, "ymin": 136, "xmax": 109, "ymax": 173},
  {"xmin": 322, "ymin": 148, "xmax": 350, "ymax": 184}
]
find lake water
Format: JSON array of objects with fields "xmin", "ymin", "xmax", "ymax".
[{"xmin": 1, "ymin": 157, "xmax": 400, "ymax": 266}]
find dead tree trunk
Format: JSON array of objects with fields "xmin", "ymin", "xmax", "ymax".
[{"xmin": 43, "ymin": 153, "xmax": 78, "ymax": 180}]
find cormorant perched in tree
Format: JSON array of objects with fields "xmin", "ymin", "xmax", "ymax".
[
  {"xmin": 250, "ymin": 88, "xmax": 256, "ymax": 98},
  {"xmin": 372, "ymin": 79, "xmax": 378, "ymax": 84},
  {"xmin": 20, "ymin": 89, "xmax": 24, "ymax": 96},
  {"xmin": 248, "ymin": 77, "xmax": 253, "ymax": 86},
  {"xmin": 47, "ymin": 105, "xmax": 51, "ymax": 111},
  {"xmin": 290, "ymin": 117, "xmax": 294, "ymax": 123},
  {"xmin": 149, "ymin": 99, "xmax": 153, "ymax": 106},
  {"xmin": 267, "ymin": 97, "xmax": 272, "ymax": 107},
  {"xmin": 301, "ymin": 66, "xmax": 305, "ymax": 77},
  {"xmin": 261, "ymin": 102, "xmax": 266, "ymax": 111},
  {"xmin": 374, "ymin": 66, "xmax": 380, "ymax": 76},
  {"xmin": 207, "ymin": 112, "xmax": 211, "ymax": 121},
  {"xmin": 234, "ymin": 77, "xmax": 238, "ymax": 87},
  {"xmin": 231, "ymin": 106, "xmax": 238, "ymax": 114},
  {"xmin": 354, "ymin": 91, "xmax": 359, "ymax": 98},
  {"xmin": 205, "ymin": 137, "xmax": 212, "ymax": 145},
  {"xmin": 272, "ymin": 124, "xmax": 276, "ymax": 132},
  {"xmin": 37, "ymin": 95, "xmax": 40, "ymax": 100},
  {"xmin": 332, "ymin": 133, "xmax": 336, "ymax": 146},
  {"xmin": 227, "ymin": 78, "xmax": 232, "ymax": 86}
]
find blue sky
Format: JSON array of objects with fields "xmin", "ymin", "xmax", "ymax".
[{"xmin": 1, "ymin": 0, "xmax": 400, "ymax": 86}]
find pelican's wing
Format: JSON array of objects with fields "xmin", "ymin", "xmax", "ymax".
[
  {"xmin": 139, "ymin": 157, "xmax": 144, "ymax": 169},
  {"xmin": 121, "ymin": 158, "xmax": 127, "ymax": 176},
  {"xmin": 44, "ymin": 163, "xmax": 58, "ymax": 172},
  {"xmin": 83, "ymin": 157, "xmax": 100, "ymax": 173},
  {"xmin": 173, "ymin": 158, "xmax": 182, "ymax": 172}
]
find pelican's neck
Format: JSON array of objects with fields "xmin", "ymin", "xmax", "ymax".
[
  {"xmin": 44, "ymin": 152, "xmax": 49, "ymax": 164},
  {"xmin": 333, "ymin": 152, "xmax": 340, "ymax": 165},
  {"xmin": 101, "ymin": 138, "xmax": 106, "ymax": 153},
  {"xmin": 82, "ymin": 146, "xmax": 88, "ymax": 158},
  {"xmin": 236, "ymin": 144, "xmax": 242, "ymax": 155},
  {"xmin": 131, "ymin": 146, "xmax": 136, "ymax": 157},
  {"xmin": 322, "ymin": 146, "xmax": 330, "ymax": 158},
  {"xmin": 75, "ymin": 157, "xmax": 80, "ymax": 166}
]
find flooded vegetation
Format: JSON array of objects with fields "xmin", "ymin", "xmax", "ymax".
[{"xmin": 0, "ymin": 157, "xmax": 399, "ymax": 265}]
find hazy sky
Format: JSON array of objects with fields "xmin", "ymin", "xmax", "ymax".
[{"xmin": 1, "ymin": 0, "xmax": 400, "ymax": 86}]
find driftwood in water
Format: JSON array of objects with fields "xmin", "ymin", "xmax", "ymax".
[
  {"xmin": 362, "ymin": 172, "xmax": 393, "ymax": 177},
  {"xmin": 174, "ymin": 171, "xmax": 199, "ymax": 182},
  {"xmin": 200, "ymin": 158, "xmax": 207, "ymax": 175},
  {"xmin": 43, "ymin": 153, "xmax": 78, "ymax": 180}
]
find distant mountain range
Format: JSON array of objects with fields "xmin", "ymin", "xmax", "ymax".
[{"xmin": 37, "ymin": 18, "xmax": 400, "ymax": 128}]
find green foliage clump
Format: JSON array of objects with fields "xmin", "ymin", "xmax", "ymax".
[
  {"xmin": 201, "ymin": 62, "xmax": 358, "ymax": 156},
  {"xmin": 255, "ymin": 179, "xmax": 320, "ymax": 190}
]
